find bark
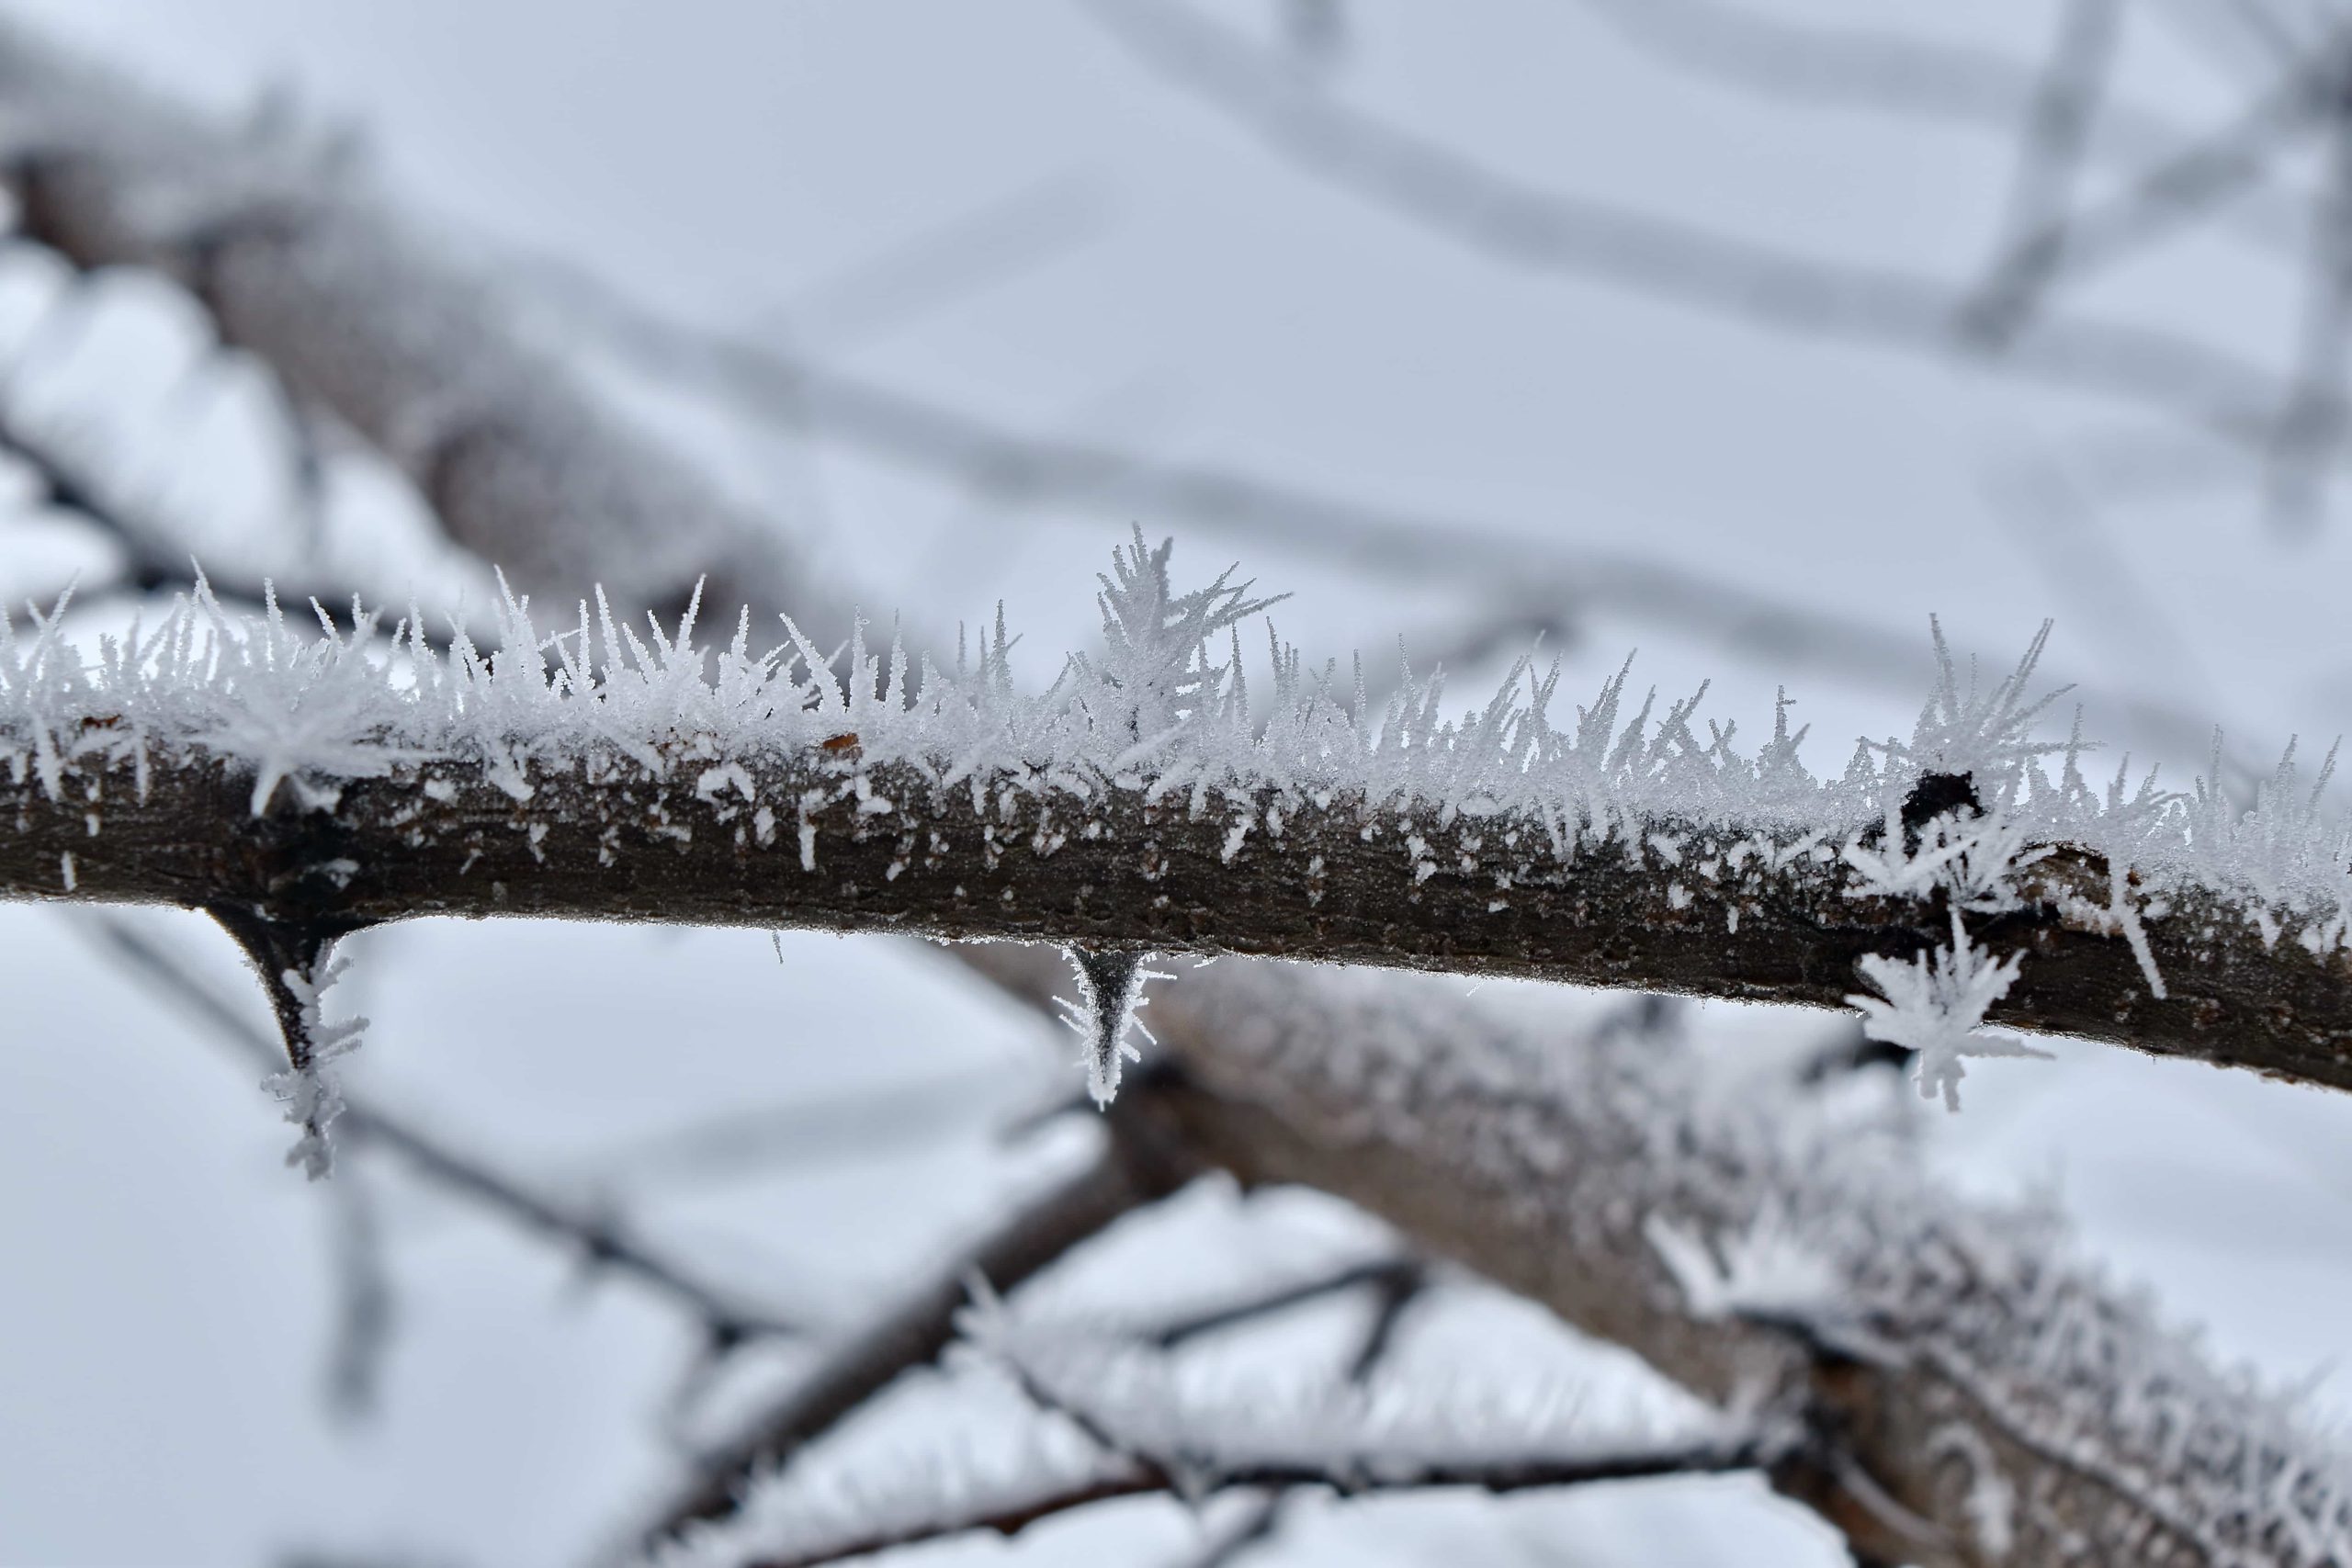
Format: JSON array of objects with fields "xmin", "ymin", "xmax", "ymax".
[{"xmin": 6, "ymin": 747, "xmax": 2350, "ymax": 1096}]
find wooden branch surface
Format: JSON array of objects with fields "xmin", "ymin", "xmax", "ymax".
[{"xmin": 7, "ymin": 747, "xmax": 2349, "ymax": 1094}]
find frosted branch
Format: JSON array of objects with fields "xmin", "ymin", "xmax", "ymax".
[
  {"xmin": 9, "ymin": 541, "xmax": 2352, "ymax": 1097},
  {"xmin": 978, "ymin": 954, "xmax": 2352, "ymax": 1568},
  {"xmin": 637, "ymin": 1108, "xmax": 1197, "ymax": 1542},
  {"xmin": 654, "ymin": 1293, "xmax": 1778, "ymax": 1568}
]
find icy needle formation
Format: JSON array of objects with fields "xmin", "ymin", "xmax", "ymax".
[
  {"xmin": 6, "ymin": 532, "xmax": 2352, "ymax": 1092},
  {"xmin": 1057, "ymin": 944, "xmax": 1169, "ymax": 1105},
  {"xmin": 210, "ymin": 908, "xmax": 368, "ymax": 1179}
]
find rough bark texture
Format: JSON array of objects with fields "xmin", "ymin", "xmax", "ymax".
[{"xmin": 7, "ymin": 747, "xmax": 2350, "ymax": 1095}]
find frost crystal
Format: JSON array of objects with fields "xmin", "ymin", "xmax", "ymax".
[
  {"xmin": 259, "ymin": 945, "xmax": 368, "ymax": 1180},
  {"xmin": 1847, "ymin": 912, "xmax": 2047, "ymax": 1111},
  {"xmin": 1056, "ymin": 945, "xmax": 1169, "ymax": 1106}
]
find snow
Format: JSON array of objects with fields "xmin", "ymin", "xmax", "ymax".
[{"xmin": 1, "ymin": 539, "xmax": 2346, "ymax": 950}]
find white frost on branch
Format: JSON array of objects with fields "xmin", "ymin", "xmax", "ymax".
[
  {"xmin": 1644, "ymin": 1203, "xmax": 1896, "ymax": 1366},
  {"xmin": 1847, "ymin": 911, "xmax": 2047, "ymax": 1112},
  {"xmin": 1842, "ymin": 805, "xmax": 2052, "ymax": 913},
  {"xmin": 261, "ymin": 943, "xmax": 367, "ymax": 1180},
  {"xmin": 6, "ymin": 532, "xmax": 2352, "ymax": 974}
]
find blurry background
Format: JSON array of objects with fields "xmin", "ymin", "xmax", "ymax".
[{"xmin": 3, "ymin": 3, "xmax": 2350, "ymax": 1564}]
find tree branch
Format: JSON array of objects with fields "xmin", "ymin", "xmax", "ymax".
[
  {"xmin": 9, "ymin": 685, "xmax": 2349, "ymax": 1094},
  {"xmin": 956, "ymin": 948, "xmax": 2352, "ymax": 1568},
  {"xmin": 684, "ymin": 1288, "xmax": 1776, "ymax": 1568},
  {"xmin": 721, "ymin": 1430, "xmax": 1770, "ymax": 1568},
  {"xmin": 76, "ymin": 911, "xmax": 808, "ymax": 1345},
  {"xmin": 1073, "ymin": 0, "xmax": 2294, "ymax": 451},
  {"xmin": 639, "ymin": 1101, "xmax": 1198, "ymax": 1540},
  {"xmin": 0, "ymin": 19, "xmax": 838, "ymax": 628}
]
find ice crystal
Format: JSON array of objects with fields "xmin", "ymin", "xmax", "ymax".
[{"xmin": 1847, "ymin": 911, "xmax": 2048, "ymax": 1112}]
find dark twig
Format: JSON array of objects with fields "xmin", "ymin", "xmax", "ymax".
[
  {"xmin": 1148, "ymin": 1255, "xmax": 1422, "ymax": 1351},
  {"xmin": 743, "ymin": 1426, "xmax": 1770, "ymax": 1568},
  {"xmin": 72, "ymin": 912, "xmax": 806, "ymax": 1344},
  {"xmin": 1165, "ymin": 1257, "xmax": 1432, "ymax": 1568},
  {"xmin": 1962, "ymin": 0, "xmax": 2127, "ymax": 341},
  {"xmin": 23, "ymin": 749, "xmax": 2352, "ymax": 1098},
  {"xmin": 639, "ymin": 1100, "xmax": 1198, "ymax": 1541},
  {"xmin": 1967, "ymin": 49, "xmax": 2332, "ymax": 344},
  {"xmin": 1074, "ymin": 0, "xmax": 2292, "ymax": 450},
  {"xmin": 807, "ymin": 1307, "xmax": 1775, "ymax": 1568}
]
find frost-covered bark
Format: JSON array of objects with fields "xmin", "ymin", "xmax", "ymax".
[
  {"xmin": 955, "ymin": 946, "xmax": 2352, "ymax": 1568},
  {"xmin": 6, "ymin": 551, "xmax": 2352, "ymax": 1097}
]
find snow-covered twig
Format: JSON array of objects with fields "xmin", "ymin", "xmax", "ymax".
[
  {"xmin": 209, "ymin": 908, "xmax": 368, "ymax": 1179},
  {"xmin": 655, "ymin": 1294, "xmax": 1777, "ymax": 1568},
  {"xmin": 640, "ymin": 1109, "xmax": 1197, "ymax": 1541},
  {"xmin": 9, "ymin": 538, "xmax": 2352, "ymax": 1096}
]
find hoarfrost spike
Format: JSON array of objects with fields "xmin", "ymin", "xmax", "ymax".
[
  {"xmin": 210, "ymin": 908, "xmax": 369, "ymax": 1179},
  {"xmin": 1056, "ymin": 944, "xmax": 1170, "ymax": 1107}
]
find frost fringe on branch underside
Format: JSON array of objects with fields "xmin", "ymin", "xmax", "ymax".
[
  {"xmin": 258, "ymin": 938, "xmax": 367, "ymax": 1179},
  {"xmin": 1056, "ymin": 944, "xmax": 1171, "ymax": 1106},
  {"xmin": 5, "ymin": 532, "xmax": 2351, "ymax": 1033}
]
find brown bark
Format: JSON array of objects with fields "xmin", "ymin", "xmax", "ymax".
[{"xmin": 7, "ymin": 747, "xmax": 2349, "ymax": 1095}]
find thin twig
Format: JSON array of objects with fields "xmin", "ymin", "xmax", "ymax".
[
  {"xmin": 1074, "ymin": 0, "xmax": 2292, "ymax": 449},
  {"xmin": 72, "ymin": 912, "xmax": 806, "ymax": 1345},
  {"xmin": 1148, "ymin": 1255, "xmax": 1423, "ymax": 1350},
  {"xmin": 1163, "ymin": 1257, "xmax": 1431, "ymax": 1568},
  {"xmin": 1963, "ymin": 0, "xmax": 2127, "ymax": 340},
  {"xmin": 1968, "ymin": 46, "xmax": 2331, "ymax": 344},
  {"xmin": 2268, "ymin": 51, "xmax": 2352, "ymax": 529},
  {"xmin": 639, "ymin": 1102, "xmax": 1198, "ymax": 1541},
  {"xmin": 742, "ymin": 1425, "xmax": 1770, "ymax": 1568}
]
